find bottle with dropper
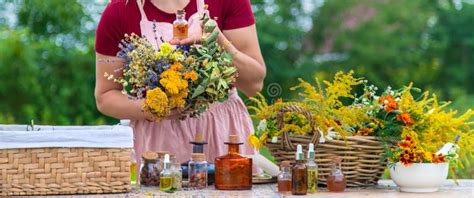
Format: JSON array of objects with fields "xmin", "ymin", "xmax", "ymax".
[
  {"xmin": 306, "ymin": 143, "xmax": 318, "ymax": 193},
  {"xmin": 159, "ymin": 154, "xmax": 174, "ymax": 191},
  {"xmin": 291, "ymin": 144, "xmax": 307, "ymax": 195}
]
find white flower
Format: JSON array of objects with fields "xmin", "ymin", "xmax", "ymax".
[
  {"xmin": 257, "ymin": 119, "xmax": 267, "ymax": 131},
  {"xmin": 318, "ymin": 129, "xmax": 326, "ymax": 143},
  {"xmin": 271, "ymin": 136, "xmax": 278, "ymax": 143},
  {"xmin": 395, "ymin": 97, "xmax": 401, "ymax": 102}
]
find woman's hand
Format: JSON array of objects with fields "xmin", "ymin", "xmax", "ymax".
[{"xmin": 169, "ymin": 17, "xmax": 219, "ymax": 45}]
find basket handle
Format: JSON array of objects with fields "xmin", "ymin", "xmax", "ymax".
[{"xmin": 276, "ymin": 105, "xmax": 320, "ymax": 151}]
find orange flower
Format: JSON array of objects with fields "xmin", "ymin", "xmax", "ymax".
[
  {"xmin": 397, "ymin": 112, "xmax": 415, "ymax": 126},
  {"xmin": 379, "ymin": 95, "xmax": 398, "ymax": 112},
  {"xmin": 356, "ymin": 128, "xmax": 374, "ymax": 136},
  {"xmin": 398, "ymin": 141, "xmax": 411, "ymax": 150},
  {"xmin": 400, "ymin": 151, "xmax": 414, "ymax": 166},
  {"xmin": 184, "ymin": 71, "xmax": 198, "ymax": 81},
  {"xmin": 432, "ymin": 153, "xmax": 446, "ymax": 163},
  {"xmin": 170, "ymin": 62, "xmax": 183, "ymax": 71}
]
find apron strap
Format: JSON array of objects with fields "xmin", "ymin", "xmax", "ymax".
[
  {"xmin": 136, "ymin": 0, "xmax": 149, "ymax": 21},
  {"xmin": 197, "ymin": 0, "xmax": 205, "ymax": 16}
]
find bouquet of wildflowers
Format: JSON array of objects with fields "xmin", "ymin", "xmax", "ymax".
[
  {"xmin": 354, "ymin": 81, "xmax": 474, "ymax": 172},
  {"xmin": 104, "ymin": 13, "xmax": 236, "ymax": 121}
]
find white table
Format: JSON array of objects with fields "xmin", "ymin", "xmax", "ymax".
[{"xmin": 19, "ymin": 180, "xmax": 474, "ymax": 198}]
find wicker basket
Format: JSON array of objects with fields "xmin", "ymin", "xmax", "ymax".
[
  {"xmin": 0, "ymin": 125, "xmax": 132, "ymax": 196},
  {"xmin": 266, "ymin": 106, "xmax": 387, "ymax": 187}
]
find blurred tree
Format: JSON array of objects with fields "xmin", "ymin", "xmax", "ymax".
[{"xmin": 0, "ymin": 0, "xmax": 109, "ymax": 125}]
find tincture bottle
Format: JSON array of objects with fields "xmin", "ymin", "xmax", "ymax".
[
  {"xmin": 291, "ymin": 144, "xmax": 307, "ymax": 195},
  {"xmin": 306, "ymin": 143, "xmax": 318, "ymax": 193},
  {"xmin": 159, "ymin": 154, "xmax": 174, "ymax": 191}
]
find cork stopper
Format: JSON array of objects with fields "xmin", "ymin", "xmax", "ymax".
[
  {"xmin": 280, "ymin": 161, "xmax": 291, "ymax": 167},
  {"xmin": 142, "ymin": 151, "xmax": 158, "ymax": 161},
  {"xmin": 191, "ymin": 153, "xmax": 206, "ymax": 161},
  {"xmin": 227, "ymin": 135, "xmax": 242, "ymax": 144},
  {"xmin": 195, "ymin": 132, "xmax": 204, "ymax": 142}
]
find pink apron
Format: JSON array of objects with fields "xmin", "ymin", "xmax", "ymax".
[{"xmin": 132, "ymin": 0, "xmax": 256, "ymax": 166}]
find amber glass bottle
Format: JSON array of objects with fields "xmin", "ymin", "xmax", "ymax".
[
  {"xmin": 173, "ymin": 10, "xmax": 188, "ymax": 39},
  {"xmin": 291, "ymin": 144, "xmax": 307, "ymax": 195},
  {"xmin": 215, "ymin": 135, "xmax": 252, "ymax": 190},
  {"xmin": 327, "ymin": 156, "xmax": 346, "ymax": 192}
]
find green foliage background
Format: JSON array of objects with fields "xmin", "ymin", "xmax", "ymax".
[{"xmin": 0, "ymin": 0, "xmax": 473, "ymax": 178}]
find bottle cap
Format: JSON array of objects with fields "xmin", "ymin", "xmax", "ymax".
[
  {"xmin": 280, "ymin": 161, "xmax": 291, "ymax": 167},
  {"xmin": 142, "ymin": 151, "xmax": 158, "ymax": 162},
  {"xmin": 177, "ymin": 9, "xmax": 185, "ymax": 15},
  {"xmin": 296, "ymin": 144, "xmax": 304, "ymax": 160},
  {"xmin": 308, "ymin": 143, "xmax": 315, "ymax": 159},
  {"xmin": 191, "ymin": 153, "xmax": 206, "ymax": 161}
]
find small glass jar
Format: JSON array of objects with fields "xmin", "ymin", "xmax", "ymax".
[
  {"xmin": 327, "ymin": 156, "xmax": 346, "ymax": 192},
  {"xmin": 188, "ymin": 153, "xmax": 208, "ymax": 190},
  {"xmin": 171, "ymin": 162, "xmax": 183, "ymax": 190},
  {"xmin": 277, "ymin": 161, "xmax": 291, "ymax": 194},
  {"xmin": 139, "ymin": 151, "xmax": 160, "ymax": 186},
  {"xmin": 173, "ymin": 10, "xmax": 188, "ymax": 39}
]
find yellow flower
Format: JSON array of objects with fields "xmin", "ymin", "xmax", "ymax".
[
  {"xmin": 168, "ymin": 89, "xmax": 188, "ymax": 108},
  {"xmin": 248, "ymin": 134, "xmax": 262, "ymax": 150},
  {"xmin": 160, "ymin": 69, "xmax": 188, "ymax": 95},
  {"xmin": 259, "ymin": 133, "xmax": 268, "ymax": 143},
  {"xmin": 156, "ymin": 42, "xmax": 174, "ymax": 58},
  {"xmin": 184, "ymin": 71, "xmax": 199, "ymax": 81},
  {"xmin": 143, "ymin": 88, "xmax": 169, "ymax": 121}
]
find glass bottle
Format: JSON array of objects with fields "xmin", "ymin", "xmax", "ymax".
[
  {"xmin": 291, "ymin": 144, "xmax": 307, "ymax": 195},
  {"xmin": 160, "ymin": 154, "xmax": 174, "ymax": 191},
  {"xmin": 171, "ymin": 162, "xmax": 183, "ymax": 191},
  {"xmin": 188, "ymin": 153, "xmax": 208, "ymax": 190},
  {"xmin": 327, "ymin": 156, "xmax": 346, "ymax": 192},
  {"xmin": 173, "ymin": 10, "xmax": 188, "ymax": 39},
  {"xmin": 156, "ymin": 151, "xmax": 168, "ymax": 172},
  {"xmin": 181, "ymin": 132, "xmax": 216, "ymax": 185},
  {"xmin": 215, "ymin": 135, "xmax": 252, "ymax": 190},
  {"xmin": 139, "ymin": 151, "xmax": 160, "ymax": 187},
  {"xmin": 130, "ymin": 148, "xmax": 137, "ymax": 186},
  {"xmin": 306, "ymin": 143, "xmax": 318, "ymax": 193},
  {"xmin": 277, "ymin": 160, "xmax": 292, "ymax": 194}
]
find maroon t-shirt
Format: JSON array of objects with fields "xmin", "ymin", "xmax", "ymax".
[{"xmin": 95, "ymin": 0, "xmax": 255, "ymax": 56}]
